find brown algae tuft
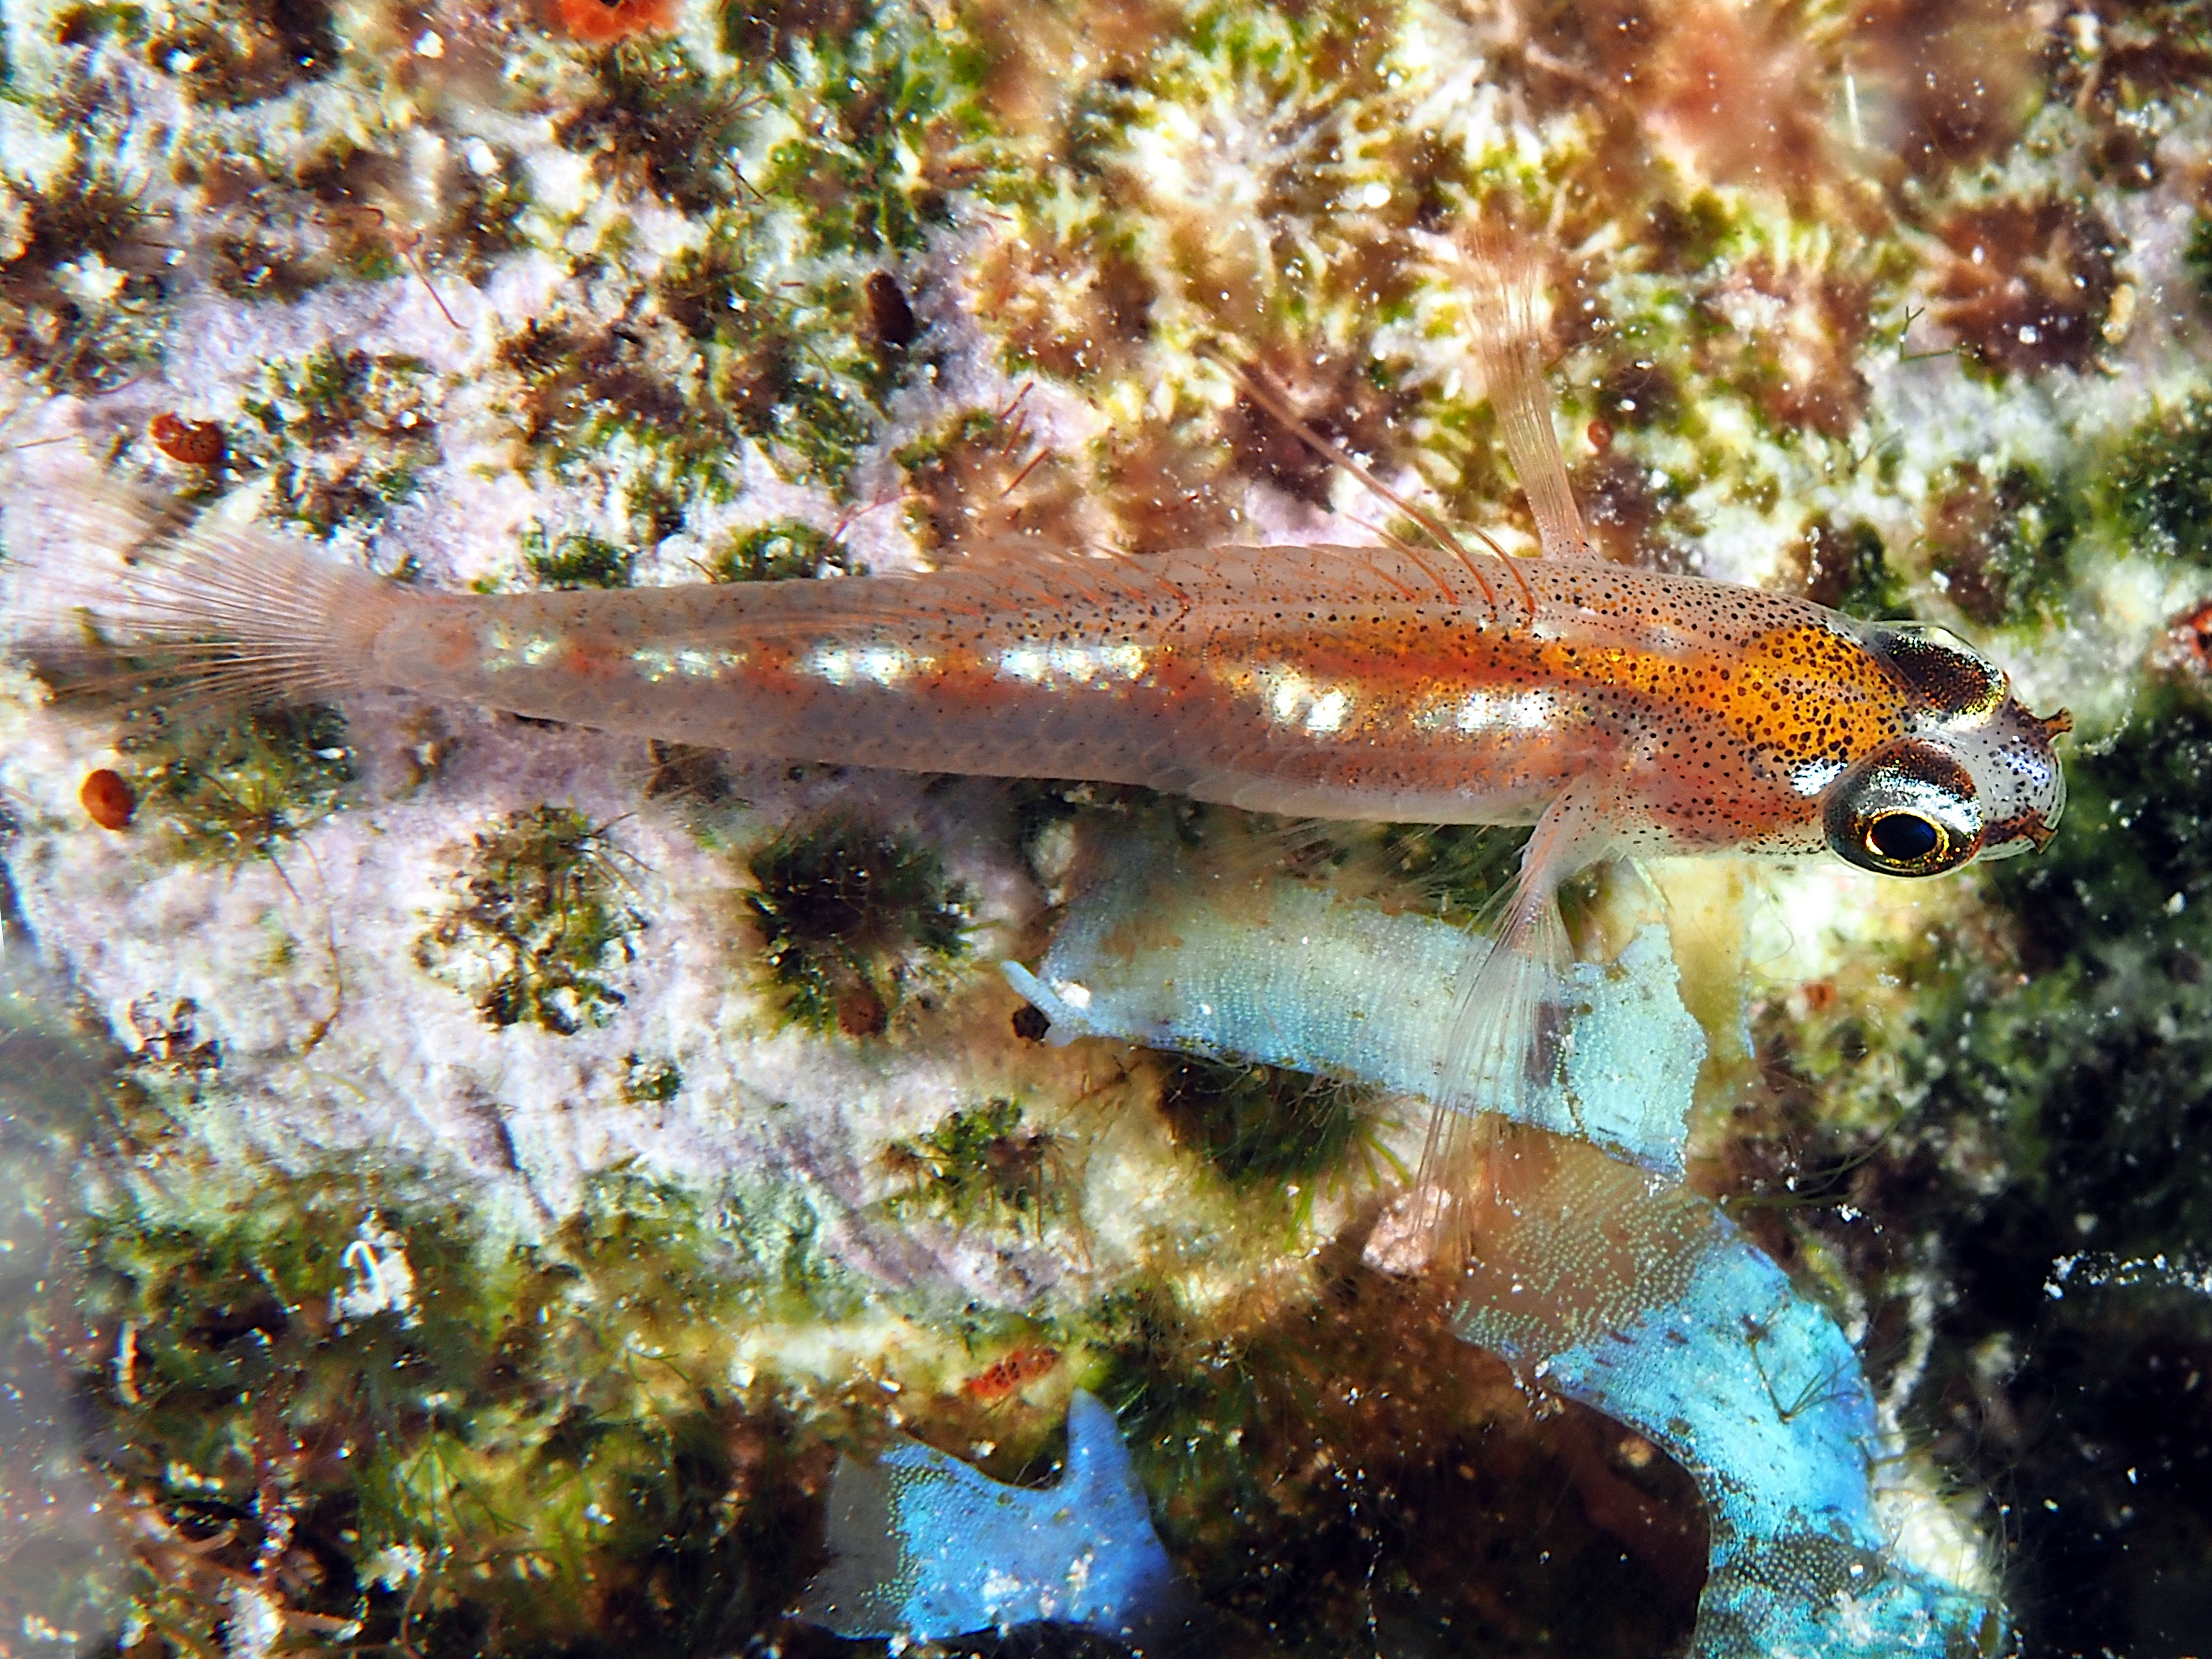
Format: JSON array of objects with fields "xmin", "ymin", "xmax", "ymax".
[{"xmin": 882, "ymin": 1096, "xmax": 1070, "ymax": 1235}]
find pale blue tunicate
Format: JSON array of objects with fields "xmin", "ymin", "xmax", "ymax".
[
  {"xmin": 1460, "ymin": 1202, "xmax": 2005, "ymax": 1658},
  {"xmin": 797, "ymin": 1389, "xmax": 1196, "ymax": 1650},
  {"xmin": 1002, "ymin": 853, "xmax": 1700, "ymax": 1176},
  {"xmin": 1003, "ymin": 842, "xmax": 2007, "ymax": 1658}
]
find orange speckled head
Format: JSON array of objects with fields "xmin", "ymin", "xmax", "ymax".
[{"xmin": 1823, "ymin": 621, "xmax": 2067, "ymax": 876}]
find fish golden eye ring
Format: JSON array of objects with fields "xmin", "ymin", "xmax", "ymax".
[{"xmin": 1825, "ymin": 739, "xmax": 1984, "ymax": 877}]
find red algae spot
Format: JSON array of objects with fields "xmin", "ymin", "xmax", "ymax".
[
  {"xmin": 2156, "ymin": 598, "xmax": 2212, "ymax": 678},
  {"xmin": 149, "ymin": 413, "xmax": 226, "ymax": 466},
  {"xmin": 864, "ymin": 271, "xmax": 921, "ymax": 359},
  {"xmin": 1931, "ymin": 198, "xmax": 2120, "ymax": 375},
  {"xmin": 80, "ymin": 768, "xmax": 136, "ymax": 831},
  {"xmin": 835, "ymin": 981, "xmax": 888, "ymax": 1037},
  {"xmin": 556, "ymin": 0, "xmax": 679, "ymax": 45},
  {"xmin": 960, "ymin": 1345, "xmax": 1061, "ymax": 1401}
]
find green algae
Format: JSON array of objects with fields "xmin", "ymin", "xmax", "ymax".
[
  {"xmin": 501, "ymin": 5, "xmax": 1013, "ymax": 506},
  {"xmin": 1154, "ymin": 1057, "xmax": 1384, "ymax": 1194},
  {"xmin": 1796, "ymin": 516, "xmax": 1912, "ymax": 620},
  {"xmin": 745, "ymin": 817, "xmax": 971, "ymax": 1036},
  {"xmin": 745, "ymin": 9, "xmax": 1004, "ymax": 260},
  {"xmin": 2187, "ymin": 211, "xmax": 2212, "ymax": 304},
  {"xmin": 882, "ymin": 1097, "xmax": 1068, "ymax": 1235},
  {"xmin": 120, "ymin": 703, "xmax": 355, "ymax": 868},
  {"xmin": 1924, "ymin": 461, "xmax": 2080, "ymax": 630},
  {"xmin": 708, "ymin": 518, "xmax": 838, "ymax": 583},
  {"xmin": 237, "ymin": 347, "xmax": 441, "ymax": 536},
  {"xmin": 505, "ymin": 269, "xmax": 874, "ymax": 501},
  {"xmin": 557, "ymin": 40, "xmax": 764, "ymax": 219},
  {"xmin": 1360, "ymin": 821, "xmax": 1528, "ymax": 925},
  {"xmin": 0, "ymin": 152, "xmax": 173, "ymax": 392},
  {"xmin": 524, "ymin": 523, "xmax": 635, "ymax": 590},
  {"xmin": 69, "ymin": 1164, "xmax": 877, "ymax": 1657},
  {"xmin": 1927, "ymin": 686, "xmax": 2212, "ymax": 1260},
  {"xmin": 415, "ymin": 806, "xmax": 646, "ymax": 1035},
  {"xmin": 2105, "ymin": 395, "xmax": 2212, "ymax": 566}
]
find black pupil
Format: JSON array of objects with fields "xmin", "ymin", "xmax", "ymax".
[{"xmin": 1869, "ymin": 814, "xmax": 1940, "ymax": 861}]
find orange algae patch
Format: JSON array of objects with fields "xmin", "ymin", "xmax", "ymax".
[
  {"xmin": 556, "ymin": 0, "xmax": 678, "ymax": 43},
  {"xmin": 149, "ymin": 413, "xmax": 225, "ymax": 467},
  {"xmin": 961, "ymin": 1345, "xmax": 1061, "ymax": 1401}
]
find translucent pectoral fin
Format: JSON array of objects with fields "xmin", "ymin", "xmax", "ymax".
[{"xmin": 1402, "ymin": 785, "xmax": 1618, "ymax": 1267}]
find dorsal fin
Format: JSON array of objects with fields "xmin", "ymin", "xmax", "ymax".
[
  {"xmin": 1420, "ymin": 216, "xmax": 1599, "ymax": 565},
  {"xmin": 1200, "ymin": 346, "xmax": 1542, "ymax": 627}
]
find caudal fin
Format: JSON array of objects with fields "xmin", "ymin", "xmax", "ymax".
[{"xmin": 1, "ymin": 427, "xmax": 404, "ymax": 716}]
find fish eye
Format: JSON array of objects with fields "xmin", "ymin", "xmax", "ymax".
[
  {"xmin": 1825, "ymin": 740, "xmax": 1983, "ymax": 876},
  {"xmin": 1865, "ymin": 811, "xmax": 1939, "ymax": 863}
]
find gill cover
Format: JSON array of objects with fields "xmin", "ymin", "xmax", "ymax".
[{"xmin": 1827, "ymin": 622, "xmax": 2068, "ymax": 876}]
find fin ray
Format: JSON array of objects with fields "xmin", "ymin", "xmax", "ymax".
[
  {"xmin": 1408, "ymin": 783, "xmax": 1618, "ymax": 1267},
  {"xmin": 2, "ymin": 439, "xmax": 403, "ymax": 716}
]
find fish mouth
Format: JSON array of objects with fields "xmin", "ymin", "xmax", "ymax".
[{"xmin": 1967, "ymin": 703, "xmax": 2068, "ymax": 861}]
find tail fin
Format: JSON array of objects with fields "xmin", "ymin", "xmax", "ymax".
[{"xmin": 1, "ymin": 431, "xmax": 405, "ymax": 715}]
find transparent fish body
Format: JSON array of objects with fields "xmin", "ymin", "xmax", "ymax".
[
  {"xmin": 1454, "ymin": 1132, "xmax": 2008, "ymax": 1659},
  {"xmin": 797, "ymin": 1388, "xmax": 1200, "ymax": 1649},
  {"xmin": 417, "ymin": 547, "xmax": 1933, "ymax": 848},
  {"xmin": 14, "ymin": 504, "xmax": 2062, "ymax": 866},
  {"xmin": 1004, "ymin": 843, "xmax": 1703, "ymax": 1178}
]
